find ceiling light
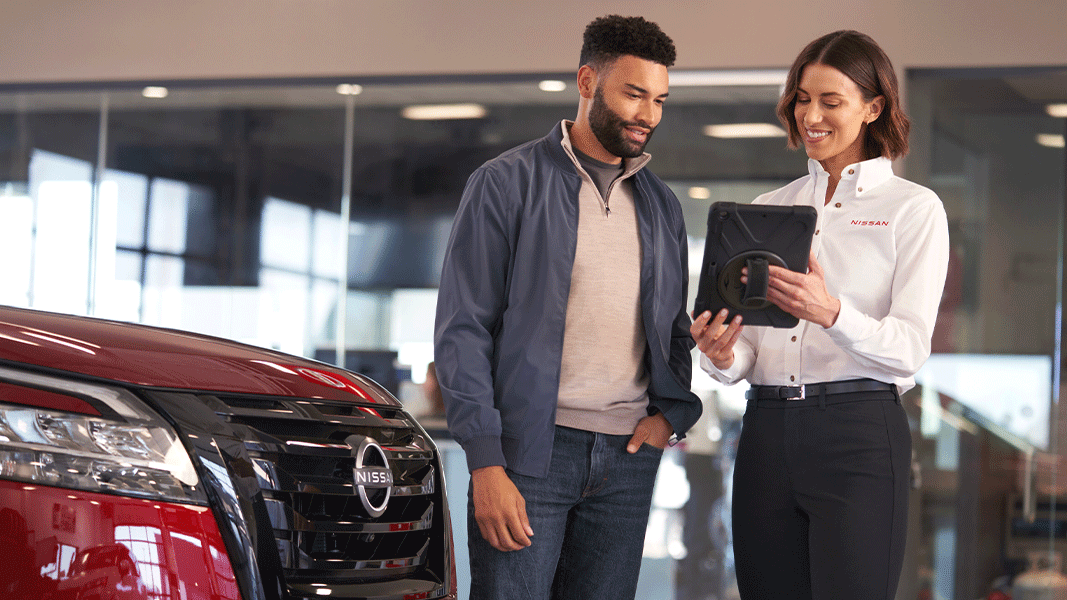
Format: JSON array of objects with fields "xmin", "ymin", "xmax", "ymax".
[
  {"xmin": 1036, "ymin": 134, "xmax": 1065, "ymax": 148},
  {"xmin": 1047, "ymin": 103, "xmax": 1067, "ymax": 118},
  {"xmin": 336, "ymin": 84, "xmax": 363, "ymax": 96},
  {"xmin": 141, "ymin": 86, "xmax": 168, "ymax": 99},
  {"xmin": 402, "ymin": 103, "xmax": 487, "ymax": 120},
  {"xmin": 539, "ymin": 80, "xmax": 567, "ymax": 92},
  {"xmin": 688, "ymin": 187, "xmax": 711, "ymax": 200},
  {"xmin": 671, "ymin": 70, "xmax": 788, "ymax": 87},
  {"xmin": 703, "ymin": 123, "xmax": 787, "ymax": 139}
]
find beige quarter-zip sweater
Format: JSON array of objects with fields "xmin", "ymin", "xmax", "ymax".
[{"xmin": 554, "ymin": 122, "xmax": 650, "ymax": 435}]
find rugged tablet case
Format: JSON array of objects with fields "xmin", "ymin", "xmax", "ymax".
[{"xmin": 694, "ymin": 202, "xmax": 818, "ymax": 328}]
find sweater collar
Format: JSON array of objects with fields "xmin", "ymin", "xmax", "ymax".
[{"xmin": 555, "ymin": 120, "xmax": 651, "ymax": 178}]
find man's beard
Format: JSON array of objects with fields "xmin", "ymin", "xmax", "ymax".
[{"xmin": 589, "ymin": 86, "xmax": 655, "ymax": 159}]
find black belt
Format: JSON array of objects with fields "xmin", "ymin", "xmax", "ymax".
[{"xmin": 745, "ymin": 378, "xmax": 895, "ymax": 401}]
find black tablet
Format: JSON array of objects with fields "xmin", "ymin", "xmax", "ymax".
[{"xmin": 693, "ymin": 202, "xmax": 818, "ymax": 328}]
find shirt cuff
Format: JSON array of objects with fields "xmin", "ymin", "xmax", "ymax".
[
  {"xmin": 825, "ymin": 296, "xmax": 865, "ymax": 347},
  {"xmin": 699, "ymin": 352, "xmax": 748, "ymax": 384}
]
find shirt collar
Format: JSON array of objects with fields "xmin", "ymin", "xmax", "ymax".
[
  {"xmin": 807, "ymin": 156, "xmax": 894, "ymax": 197},
  {"xmin": 559, "ymin": 120, "xmax": 651, "ymax": 177}
]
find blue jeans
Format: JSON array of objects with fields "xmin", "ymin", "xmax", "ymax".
[{"xmin": 467, "ymin": 425, "xmax": 663, "ymax": 600}]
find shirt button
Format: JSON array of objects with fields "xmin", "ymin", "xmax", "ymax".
[
  {"xmin": 835, "ymin": 202, "xmax": 842, "ymax": 208},
  {"xmin": 791, "ymin": 336, "xmax": 797, "ymax": 342},
  {"xmin": 848, "ymin": 169, "xmax": 855, "ymax": 175},
  {"xmin": 790, "ymin": 375, "xmax": 796, "ymax": 382},
  {"xmin": 858, "ymin": 187, "xmax": 863, "ymax": 192},
  {"xmin": 815, "ymin": 229, "xmax": 820, "ymax": 235}
]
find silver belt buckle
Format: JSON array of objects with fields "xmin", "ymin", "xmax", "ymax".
[{"xmin": 790, "ymin": 384, "xmax": 805, "ymax": 400}]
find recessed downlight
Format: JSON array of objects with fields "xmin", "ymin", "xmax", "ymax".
[
  {"xmin": 688, "ymin": 187, "xmax": 712, "ymax": 200},
  {"xmin": 703, "ymin": 123, "xmax": 786, "ymax": 139},
  {"xmin": 401, "ymin": 103, "xmax": 487, "ymax": 120},
  {"xmin": 336, "ymin": 84, "xmax": 363, "ymax": 96},
  {"xmin": 142, "ymin": 86, "xmax": 168, "ymax": 99},
  {"xmin": 1036, "ymin": 134, "xmax": 1065, "ymax": 148},
  {"xmin": 538, "ymin": 80, "xmax": 567, "ymax": 92},
  {"xmin": 1046, "ymin": 103, "xmax": 1067, "ymax": 118}
]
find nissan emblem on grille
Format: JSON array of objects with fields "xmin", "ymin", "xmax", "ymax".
[{"xmin": 347, "ymin": 434, "xmax": 393, "ymax": 518}]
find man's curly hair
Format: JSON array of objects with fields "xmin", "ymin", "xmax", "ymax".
[{"xmin": 579, "ymin": 15, "xmax": 676, "ymax": 70}]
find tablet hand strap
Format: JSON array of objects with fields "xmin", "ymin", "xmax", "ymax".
[{"xmin": 742, "ymin": 257, "xmax": 770, "ymax": 308}]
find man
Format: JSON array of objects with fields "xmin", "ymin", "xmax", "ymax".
[{"xmin": 434, "ymin": 14, "xmax": 701, "ymax": 599}]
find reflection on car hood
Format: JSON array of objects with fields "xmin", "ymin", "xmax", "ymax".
[{"xmin": 0, "ymin": 306, "xmax": 397, "ymax": 405}]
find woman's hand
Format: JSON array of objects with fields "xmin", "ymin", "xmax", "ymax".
[
  {"xmin": 690, "ymin": 309, "xmax": 744, "ymax": 370},
  {"xmin": 746, "ymin": 253, "xmax": 841, "ymax": 328}
]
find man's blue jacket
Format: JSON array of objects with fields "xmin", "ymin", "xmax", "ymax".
[{"xmin": 434, "ymin": 122, "xmax": 702, "ymax": 478}]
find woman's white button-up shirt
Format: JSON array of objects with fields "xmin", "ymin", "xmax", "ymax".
[{"xmin": 702, "ymin": 156, "xmax": 950, "ymax": 393}]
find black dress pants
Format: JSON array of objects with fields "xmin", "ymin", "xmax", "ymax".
[{"xmin": 731, "ymin": 385, "xmax": 911, "ymax": 600}]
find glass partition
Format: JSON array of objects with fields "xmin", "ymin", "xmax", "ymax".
[
  {"xmin": 905, "ymin": 66, "xmax": 1067, "ymax": 600},
  {"xmin": 100, "ymin": 87, "xmax": 350, "ymax": 356},
  {"xmin": 0, "ymin": 93, "xmax": 102, "ymax": 314},
  {"xmin": 0, "ymin": 67, "xmax": 1064, "ymax": 599}
]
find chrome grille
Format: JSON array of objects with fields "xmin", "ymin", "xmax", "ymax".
[{"xmin": 213, "ymin": 395, "xmax": 447, "ymax": 598}]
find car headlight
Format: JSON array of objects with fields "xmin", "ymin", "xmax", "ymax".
[{"xmin": 0, "ymin": 365, "xmax": 205, "ymax": 505}]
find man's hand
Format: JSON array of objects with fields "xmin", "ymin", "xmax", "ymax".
[
  {"xmin": 471, "ymin": 466, "xmax": 534, "ymax": 551},
  {"xmin": 627, "ymin": 412, "xmax": 673, "ymax": 453}
]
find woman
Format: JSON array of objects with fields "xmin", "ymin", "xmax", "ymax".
[{"xmin": 691, "ymin": 30, "xmax": 949, "ymax": 600}]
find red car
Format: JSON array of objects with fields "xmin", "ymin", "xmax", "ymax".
[{"xmin": 0, "ymin": 305, "xmax": 457, "ymax": 599}]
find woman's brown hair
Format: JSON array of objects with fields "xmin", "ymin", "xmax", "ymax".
[{"xmin": 777, "ymin": 30, "xmax": 910, "ymax": 160}]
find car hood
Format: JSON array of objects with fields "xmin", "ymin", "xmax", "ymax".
[{"xmin": 0, "ymin": 306, "xmax": 398, "ymax": 405}]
